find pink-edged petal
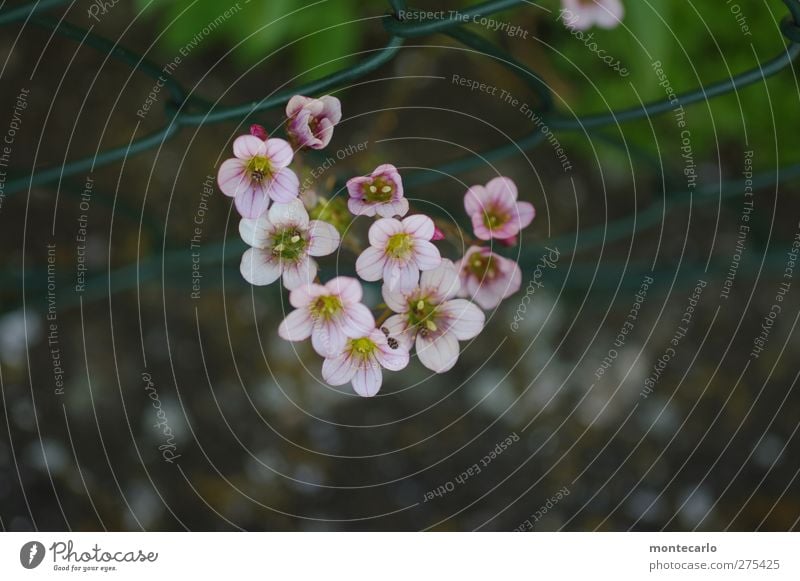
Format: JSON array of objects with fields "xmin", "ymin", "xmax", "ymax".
[
  {"xmin": 420, "ymin": 259, "xmax": 460, "ymax": 301},
  {"xmin": 381, "ymin": 314, "xmax": 414, "ymax": 351},
  {"xmin": 516, "ymin": 201, "xmax": 536, "ymax": 230},
  {"xmin": 440, "ymin": 299, "xmax": 485, "ymax": 340},
  {"xmin": 235, "ymin": 183, "xmax": 270, "ymax": 219},
  {"xmin": 325, "ymin": 276, "xmax": 362, "ymax": 304},
  {"xmin": 402, "ymin": 214, "xmax": 435, "ymax": 240},
  {"xmin": 374, "ymin": 198, "xmax": 409, "ymax": 218},
  {"xmin": 240, "ymin": 248, "xmax": 282, "ymax": 286},
  {"xmin": 308, "ymin": 220, "xmax": 340, "ymax": 256},
  {"xmin": 351, "ymin": 361, "xmax": 383, "ymax": 397},
  {"xmin": 320, "ymin": 95, "xmax": 342, "ymax": 124},
  {"xmin": 322, "ymin": 353, "xmax": 357, "ymax": 386},
  {"xmin": 369, "ymin": 218, "xmax": 404, "ymax": 247},
  {"xmin": 346, "ymin": 176, "xmax": 370, "ymax": 198},
  {"xmin": 347, "ymin": 197, "xmax": 377, "ymax": 217},
  {"xmin": 341, "ymin": 303, "xmax": 375, "ymax": 337},
  {"xmin": 278, "ymin": 309, "xmax": 314, "ymax": 342},
  {"xmin": 311, "ymin": 322, "xmax": 347, "ymax": 357},
  {"xmin": 239, "ymin": 217, "xmax": 272, "ymax": 248},
  {"xmin": 233, "ymin": 135, "xmax": 267, "ymax": 159},
  {"xmin": 286, "ymin": 95, "xmax": 311, "ymax": 118},
  {"xmin": 471, "ymin": 214, "xmax": 493, "ymax": 241},
  {"xmin": 264, "ymin": 138, "xmax": 294, "ymax": 168},
  {"xmin": 289, "ymin": 283, "xmax": 325, "ymax": 308},
  {"xmin": 217, "ymin": 158, "xmax": 248, "ymax": 198},
  {"xmin": 464, "ymin": 185, "xmax": 487, "ymax": 216},
  {"xmin": 268, "ymin": 198, "xmax": 308, "ymax": 228},
  {"xmin": 281, "ymin": 257, "xmax": 317, "ymax": 291},
  {"xmin": 384, "ymin": 261, "xmax": 419, "ymax": 292},
  {"xmin": 375, "ymin": 345, "xmax": 410, "ymax": 372},
  {"xmin": 356, "ymin": 247, "xmax": 387, "ymax": 281},
  {"xmin": 486, "ymin": 176, "xmax": 518, "ymax": 202},
  {"xmin": 382, "ymin": 284, "xmax": 409, "ymax": 313},
  {"xmin": 413, "ymin": 240, "xmax": 442, "ymax": 271},
  {"xmin": 267, "ymin": 167, "xmax": 300, "ymax": 203},
  {"xmin": 416, "ymin": 332, "xmax": 460, "ymax": 373}
]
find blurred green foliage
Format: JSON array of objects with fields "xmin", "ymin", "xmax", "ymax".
[{"xmin": 138, "ymin": 0, "xmax": 798, "ymax": 164}]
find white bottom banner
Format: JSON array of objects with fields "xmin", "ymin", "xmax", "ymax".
[{"xmin": 0, "ymin": 533, "xmax": 796, "ymax": 579}]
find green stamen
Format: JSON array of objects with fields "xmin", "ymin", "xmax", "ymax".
[
  {"xmin": 363, "ymin": 177, "xmax": 394, "ymax": 203},
  {"xmin": 246, "ymin": 155, "xmax": 273, "ymax": 183},
  {"xmin": 271, "ymin": 227, "xmax": 307, "ymax": 261},
  {"xmin": 386, "ymin": 233, "xmax": 413, "ymax": 259},
  {"xmin": 311, "ymin": 295, "xmax": 343, "ymax": 321}
]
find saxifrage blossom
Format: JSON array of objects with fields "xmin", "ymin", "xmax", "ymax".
[
  {"xmin": 464, "ymin": 177, "xmax": 535, "ymax": 241},
  {"xmin": 278, "ymin": 277, "xmax": 374, "ymax": 357},
  {"xmin": 455, "ymin": 245, "xmax": 522, "ymax": 310},
  {"xmin": 382, "ymin": 260, "xmax": 485, "ymax": 373},
  {"xmin": 355, "ymin": 215, "xmax": 441, "ymax": 291},
  {"xmin": 321, "ymin": 326, "xmax": 410, "ymax": 397},
  {"xmin": 218, "ymin": 133, "xmax": 300, "ymax": 218},
  {"xmin": 239, "ymin": 199, "xmax": 340, "ymax": 290},
  {"xmin": 286, "ymin": 95, "xmax": 342, "ymax": 150},
  {"xmin": 347, "ymin": 164, "xmax": 409, "ymax": 218}
]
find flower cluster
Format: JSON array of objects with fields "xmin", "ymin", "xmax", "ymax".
[{"xmin": 217, "ymin": 95, "xmax": 536, "ymax": 397}]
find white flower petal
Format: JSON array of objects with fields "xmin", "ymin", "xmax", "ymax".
[
  {"xmin": 416, "ymin": 332, "xmax": 460, "ymax": 373},
  {"xmin": 368, "ymin": 218, "xmax": 403, "ymax": 247},
  {"xmin": 351, "ymin": 360, "xmax": 383, "ymax": 397},
  {"xmin": 322, "ymin": 353, "xmax": 357, "ymax": 386},
  {"xmin": 268, "ymin": 198, "xmax": 308, "ymax": 228},
  {"xmin": 402, "ymin": 214, "xmax": 435, "ymax": 240},
  {"xmin": 239, "ymin": 216, "xmax": 273, "ymax": 248},
  {"xmin": 342, "ymin": 303, "xmax": 376, "ymax": 337},
  {"xmin": 307, "ymin": 220, "xmax": 340, "ymax": 257},
  {"xmin": 440, "ymin": 299, "xmax": 485, "ymax": 340},
  {"xmin": 381, "ymin": 314, "xmax": 414, "ymax": 352},
  {"xmin": 282, "ymin": 257, "xmax": 317, "ymax": 291},
  {"xmin": 325, "ymin": 276, "xmax": 362, "ymax": 304},
  {"xmin": 264, "ymin": 138, "xmax": 294, "ymax": 168},
  {"xmin": 375, "ymin": 344, "xmax": 410, "ymax": 372},
  {"xmin": 233, "ymin": 135, "xmax": 267, "ymax": 159},
  {"xmin": 217, "ymin": 158, "xmax": 248, "ymax": 198},
  {"xmin": 268, "ymin": 167, "xmax": 300, "ymax": 203},
  {"xmin": 420, "ymin": 259, "xmax": 460, "ymax": 301},
  {"xmin": 278, "ymin": 309, "xmax": 314, "ymax": 342},
  {"xmin": 382, "ymin": 283, "xmax": 409, "ymax": 313},
  {"xmin": 240, "ymin": 248, "xmax": 282, "ymax": 286},
  {"xmin": 355, "ymin": 247, "xmax": 387, "ymax": 282},
  {"xmin": 413, "ymin": 240, "xmax": 442, "ymax": 271}
]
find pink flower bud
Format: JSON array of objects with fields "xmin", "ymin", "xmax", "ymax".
[
  {"xmin": 432, "ymin": 226, "xmax": 446, "ymax": 241},
  {"xmin": 249, "ymin": 124, "xmax": 268, "ymax": 141}
]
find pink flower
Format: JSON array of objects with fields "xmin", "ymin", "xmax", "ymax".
[
  {"xmin": 455, "ymin": 246, "xmax": 522, "ymax": 310},
  {"xmin": 278, "ymin": 277, "xmax": 375, "ymax": 357},
  {"xmin": 355, "ymin": 215, "xmax": 442, "ymax": 291},
  {"xmin": 286, "ymin": 95, "xmax": 342, "ymax": 150},
  {"xmin": 346, "ymin": 164, "xmax": 408, "ymax": 218},
  {"xmin": 218, "ymin": 134, "xmax": 300, "ymax": 219},
  {"xmin": 382, "ymin": 260, "xmax": 485, "ymax": 373},
  {"xmin": 464, "ymin": 177, "xmax": 535, "ymax": 241},
  {"xmin": 239, "ymin": 199, "xmax": 340, "ymax": 290},
  {"xmin": 322, "ymin": 327, "xmax": 410, "ymax": 397},
  {"xmin": 559, "ymin": 0, "xmax": 624, "ymax": 30}
]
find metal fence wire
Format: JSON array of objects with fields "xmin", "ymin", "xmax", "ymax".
[{"xmin": 2, "ymin": 0, "xmax": 800, "ymax": 302}]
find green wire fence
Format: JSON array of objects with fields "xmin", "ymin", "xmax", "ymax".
[{"xmin": 2, "ymin": 0, "xmax": 800, "ymax": 307}]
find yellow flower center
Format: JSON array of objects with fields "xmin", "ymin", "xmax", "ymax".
[{"xmin": 386, "ymin": 232, "xmax": 413, "ymax": 259}]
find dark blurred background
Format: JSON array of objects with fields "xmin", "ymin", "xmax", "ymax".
[{"xmin": 0, "ymin": 0, "xmax": 799, "ymax": 531}]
